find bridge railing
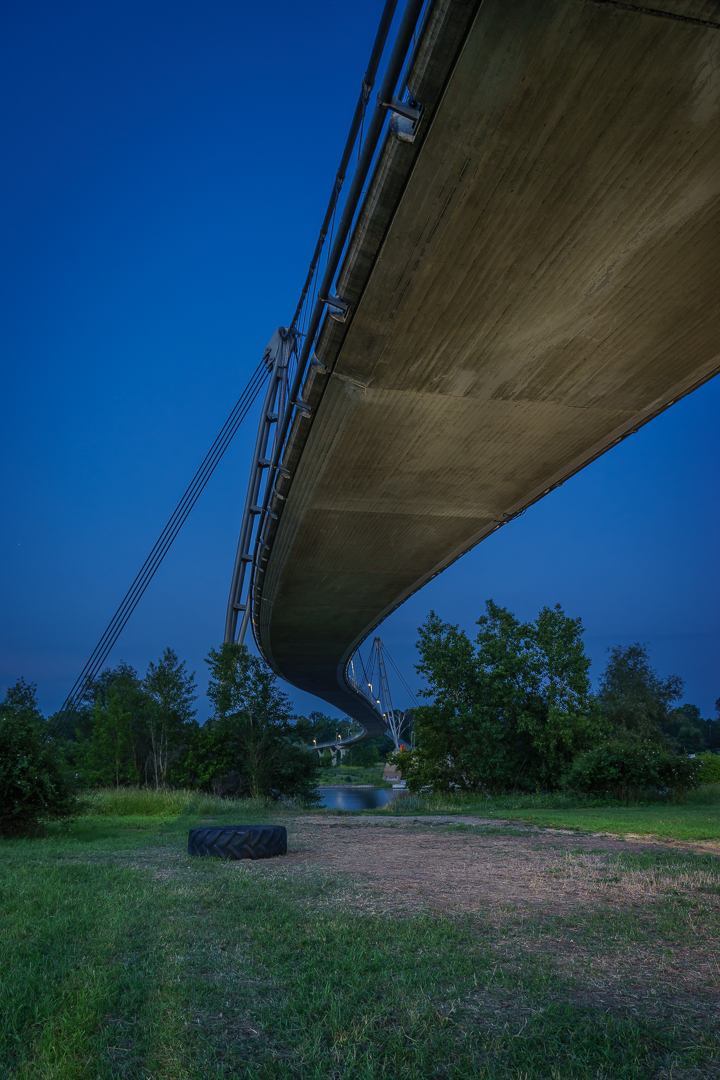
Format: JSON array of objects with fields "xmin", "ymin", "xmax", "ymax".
[{"xmin": 225, "ymin": 0, "xmax": 434, "ymax": 648}]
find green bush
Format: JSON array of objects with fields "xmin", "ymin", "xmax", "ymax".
[
  {"xmin": 391, "ymin": 746, "xmax": 454, "ymax": 794},
  {"xmin": 697, "ymin": 752, "xmax": 720, "ymax": 784},
  {"xmin": 565, "ymin": 735, "xmax": 700, "ymax": 803},
  {"xmin": 346, "ymin": 743, "xmax": 379, "ymax": 768},
  {"xmin": 0, "ymin": 680, "xmax": 76, "ymax": 836}
]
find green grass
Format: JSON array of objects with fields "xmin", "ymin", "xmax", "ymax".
[
  {"xmin": 1, "ymin": 794, "xmax": 719, "ymax": 1077},
  {"xmin": 82, "ymin": 787, "xmax": 273, "ymax": 818},
  {"xmin": 385, "ymin": 786, "xmax": 720, "ymax": 841},
  {"xmin": 486, "ymin": 803, "xmax": 720, "ymax": 841},
  {"xmin": 316, "ymin": 764, "xmax": 389, "ymax": 787}
]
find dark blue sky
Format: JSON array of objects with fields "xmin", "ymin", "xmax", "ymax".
[{"xmin": 2, "ymin": 0, "xmax": 718, "ymax": 721}]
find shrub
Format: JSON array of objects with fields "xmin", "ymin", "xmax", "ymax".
[
  {"xmin": 565, "ymin": 735, "xmax": 700, "ymax": 802},
  {"xmin": 389, "ymin": 746, "xmax": 456, "ymax": 794},
  {"xmin": 697, "ymin": 752, "xmax": 720, "ymax": 785},
  {"xmin": 0, "ymin": 680, "xmax": 76, "ymax": 836}
]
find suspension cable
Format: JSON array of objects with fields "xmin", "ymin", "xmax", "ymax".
[
  {"xmin": 54, "ymin": 358, "xmax": 269, "ymax": 734},
  {"xmin": 383, "ymin": 647, "xmax": 419, "ymax": 707}
]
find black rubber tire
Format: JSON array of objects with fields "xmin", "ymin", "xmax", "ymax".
[{"xmin": 188, "ymin": 825, "xmax": 287, "ymax": 860}]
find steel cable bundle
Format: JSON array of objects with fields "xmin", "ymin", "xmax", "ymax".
[{"xmin": 54, "ymin": 358, "xmax": 269, "ymax": 734}]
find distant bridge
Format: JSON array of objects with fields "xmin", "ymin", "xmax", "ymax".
[{"xmin": 226, "ymin": 0, "xmax": 720, "ymax": 742}]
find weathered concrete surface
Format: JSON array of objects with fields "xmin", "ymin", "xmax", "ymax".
[{"xmin": 253, "ymin": 0, "xmax": 720, "ymax": 728}]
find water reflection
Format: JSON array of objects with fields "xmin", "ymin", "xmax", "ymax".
[{"xmin": 318, "ymin": 786, "xmax": 401, "ymax": 810}]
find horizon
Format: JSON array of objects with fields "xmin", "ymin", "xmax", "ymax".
[{"xmin": 2, "ymin": 0, "xmax": 718, "ymax": 722}]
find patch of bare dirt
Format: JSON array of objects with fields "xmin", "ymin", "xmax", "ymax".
[{"xmin": 258, "ymin": 815, "xmax": 719, "ymax": 918}]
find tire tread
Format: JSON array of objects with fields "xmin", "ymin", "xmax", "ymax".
[{"xmin": 188, "ymin": 825, "xmax": 287, "ymax": 860}]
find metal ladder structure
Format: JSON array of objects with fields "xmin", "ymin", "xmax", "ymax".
[{"xmin": 224, "ymin": 327, "xmax": 296, "ymax": 645}]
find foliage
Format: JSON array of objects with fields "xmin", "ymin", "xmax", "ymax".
[
  {"xmin": 56, "ymin": 661, "xmax": 146, "ymax": 745},
  {"xmin": 70, "ymin": 654, "xmax": 196, "ymax": 789},
  {"xmin": 296, "ymin": 710, "xmax": 361, "ymax": 746},
  {"xmin": 406, "ymin": 602, "xmax": 595, "ymax": 794},
  {"xmin": 172, "ymin": 643, "xmax": 319, "ymax": 803},
  {"xmin": 0, "ymin": 679, "xmax": 76, "ymax": 836},
  {"xmin": 143, "ymin": 648, "xmax": 197, "ymax": 788},
  {"xmin": 697, "ymin": 751, "xmax": 720, "ymax": 785},
  {"xmin": 81, "ymin": 786, "xmax": 271, "ymax": 818},
  {"xmin": 369, "ymin": 732, "xmax": 398, "ymax": 760},
  {"xmin": 597, "ymin": 643, "xmax": 682, "ymax": 742},
  {"xmin": 71, "ymin": 661, "xmax": 149, "ymax": 784},
  {"xmin": 81, "ymin": 687, "xmax": 138, "ymax": 788},
  {"xmin": 565, "ymin": 732, "xmax": 700, "ymax": 803},
  {"xmin": 703, "ymin": 712, "xmax": 720, "ymax": 751},
  {"xmin": 584, "ymin": 646, "xmax": 710, "ymax": 795},
  {"xmin": 662, "ymin": 702, "xmax": 711, "ymax": 754},
  {"xmin": 346, "ymin": 743, "xmax": 380, "ymax": 767}
]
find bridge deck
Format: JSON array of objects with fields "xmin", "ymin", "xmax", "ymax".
[{"xmin": 253, "ymin": 0, "xmax": 720, "ymax": 730}]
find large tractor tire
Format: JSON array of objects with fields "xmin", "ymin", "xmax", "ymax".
[{"xmin": 188, "ymin": 825, "xmax": 287, "ymax": 860}]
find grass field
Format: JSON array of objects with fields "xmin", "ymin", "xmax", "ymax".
[
  {"xmin": 1, "ymin": 791, "xmax": 719, "ymax": 1078},
  {"xmin": 386, "ymin": 786, "xmax": 720, "ymax": 842}
]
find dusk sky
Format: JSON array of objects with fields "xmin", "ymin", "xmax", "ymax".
[{"xmin": 2, "ymin": 0, "xmax": 718, "ymax": 722}]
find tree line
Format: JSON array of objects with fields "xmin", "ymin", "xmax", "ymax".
[
  {"xmin": 0, "ymin": 643, "xmax": 329, "ymax": 835},
  {"xmin": 1, "ymin": 601, "xmax": 718, "ymax": 834},
  {"xmin": 394, "ymin": 601, "xmax": 719, "ymax": 802}
]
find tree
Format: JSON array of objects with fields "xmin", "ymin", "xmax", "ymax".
[
  {"xmin": 3, "ymin": 677, "xmax": 44, "ymax": 725},
  {"xmin": 173, "ymin": 643, "xmax": 319, "ymax": 802},
  {"xmin": 143, "ymin": 648, "xmax": 197, "ymax": 788},
  {"xmin": 298, "ymin": 711, "xmax": 361, "ymax": 746},
  {"xmin": 82, "ymin": 686, "xmax": 138, "ymax": 788},
  {"xmin": 704, "ymin": 697, "xmax": 720, "ymax": 751},
  {"xmin": 0, "ymin": 679, "xmax": 76, "ymax": 836},
  {"xmin": 398, "ymin": 602, "xmax": 595, "ymax": 794},
  {"xmin": 597, "ymin": 644, "xmax": 682, "ymax": 742},
  {"xmin": 70, "ymin": 662, "xmax": 155, "ymax": 785},
  {"xmin": 346, "ymin": 743, "xmax": 380, "ymax": 767},
  {"xmin": 662, "ymin": 703, "xmax": 708, "ymax": 755}
]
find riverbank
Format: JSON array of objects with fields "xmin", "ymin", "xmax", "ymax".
[{"xmin": 1, "ymin": 793, "xmax": 719, "ymax": 1078}]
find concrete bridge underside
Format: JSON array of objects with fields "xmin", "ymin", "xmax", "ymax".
[{"xmin": 253, "ymin": 0, "xmax": 720, "ymax": 734}]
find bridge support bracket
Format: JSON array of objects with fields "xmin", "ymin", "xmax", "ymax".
[
  {"xmin": 310, "ymin": 354, "xmax": 328, "ymax": 374},
  {"xmin": 319, "ymin": 294, "xmax": 350, "ymax": 322},
  {"xmin": 379, "ymin": 93, "xmax": 422, "ymax": 123}
]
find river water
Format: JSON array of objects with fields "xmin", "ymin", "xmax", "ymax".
[{"xmin": 318, "ymin": 786, "xmax": 402, "ymax": 810}]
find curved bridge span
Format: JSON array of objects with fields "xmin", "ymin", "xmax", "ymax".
[{"xmin": 228, "ymin": 0, "xmax": 720, "ymax": 738}]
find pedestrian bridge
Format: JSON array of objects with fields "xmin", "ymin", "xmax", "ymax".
[{"xmin": 226, "ymin": 0, "xmax": 720, "ymax": 740}]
